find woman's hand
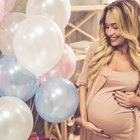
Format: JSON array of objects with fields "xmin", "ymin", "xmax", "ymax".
[
  {"xmin": 82, "ymin": 120, "xmax": 110, "ymax": 138},
  {"xmin": 114, "ymin": 91, "xmax": 139, "ymax": 108}
]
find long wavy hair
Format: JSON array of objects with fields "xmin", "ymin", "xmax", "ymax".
[{"xmin": 88, "ymin": 0, "xmax": 140, "ymax": 82}]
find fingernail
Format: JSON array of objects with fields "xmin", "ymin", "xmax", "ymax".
[
  {"xmin": 101, "ymin": 130, "xmax": 104, "ymax": 133},
  {"xmin": 114, "ymin": 97, "xmax": 116, "ymax": 100},
  {"xmin": 112, "ymin": 93, "xmax": 115, "ymax": 96}
]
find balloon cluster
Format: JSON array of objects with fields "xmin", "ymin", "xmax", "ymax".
[{"xmin": 0, "ymin": 0, "xmax": 79, "ymax": 139}]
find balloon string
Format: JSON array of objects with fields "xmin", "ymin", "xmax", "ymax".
[
  {"xmin": 29, "ymin": 98, "xmax": 33, "ymax": 109},
  {"xmin": 30, "ymin": 80, "xmax": 39, "ymax": 112},
  {"xmin": 31, "ymin": 98, "xmax": 35, "ymax": 112},
  {"xmin": 31, "ymin": 97, "xmax": 39, "ymax": 129},
  {"xmin": 34, "ymin": 113, "xmax": 39, "ymax": 129}
]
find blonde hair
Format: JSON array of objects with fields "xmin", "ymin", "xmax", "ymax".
[{"xmin": 88, "ymin": 0, "xmax": 140, "ymax": 82}]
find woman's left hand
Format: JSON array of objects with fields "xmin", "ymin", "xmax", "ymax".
[{"xmin": 114, "ymin": 91, "xmax": 138, "ymax": 108}]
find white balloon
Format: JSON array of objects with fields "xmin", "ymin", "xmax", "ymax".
[
  {"xmin": 0, "ymin": 12, "xmax": 26, "ymax": 54},
  {"xmin": 26, "ymin": 0, "xmax": 71, "ymax": 30},
  {"xmin": 0, "ymin": 96, "xmax": 33, "ymax": 140},
  {"xmin": 136, "ymin": 0, "xmax": 140, "ymax": 3},
  {"xmin": 13, "ymin": 15, "xmax": 64, "ymax": 77}
]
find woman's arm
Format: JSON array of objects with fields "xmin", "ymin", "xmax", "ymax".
[{"xmin": 79, "ymin": 85, "xmax": 88, "ymax": 123}]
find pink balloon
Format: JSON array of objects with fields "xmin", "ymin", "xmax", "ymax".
[
  {"xmin": 4, "ymin": 0, "xmax": 16, "ymax": 15},
  {"xmin": 39, "ymin": 44, "xmax": 76, "ymax": 83},
  {"xmin": 0, "ymin": 0, "xmax": 5, "ymax": 23}
]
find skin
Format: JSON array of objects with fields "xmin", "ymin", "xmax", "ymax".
[{"xmin": 79, "ymin": 10, "xmax": 140, "ymax": 138}]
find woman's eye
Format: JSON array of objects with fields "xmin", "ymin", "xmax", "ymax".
[{"xmin": 113, "ymin": 25, "xmax": 118, "ymax": 29}]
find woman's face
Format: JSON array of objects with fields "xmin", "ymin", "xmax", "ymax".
[{"xmin": 105, "ymin": 11, "xmax": 126, "ymax": 47}]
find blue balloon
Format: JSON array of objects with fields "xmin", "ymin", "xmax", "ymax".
[
  {"xmin": 35, "ymin": 77, "xmax": 79, "ymax": 123},
  {"xmin": 0, "ymin": 54, "xmax": 38, "ymax": 101}
]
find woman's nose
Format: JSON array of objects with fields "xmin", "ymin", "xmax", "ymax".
[{"xmin": 107, "ymin": 27, "xmax": 114, "ymax": 36}]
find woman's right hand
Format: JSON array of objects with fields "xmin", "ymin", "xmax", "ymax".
[{"xmin": 82, "ymin": 121, "xmax": 110, "ymax": 138}]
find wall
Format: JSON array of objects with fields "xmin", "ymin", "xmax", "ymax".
[{"xmin": 70, "ymin": 0, "xmax": 104, "ymax": 5}]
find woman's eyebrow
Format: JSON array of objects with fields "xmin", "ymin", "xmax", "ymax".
[{"xmin": 105, "ymin": 22, "xmax": 117, "ymax": 26}]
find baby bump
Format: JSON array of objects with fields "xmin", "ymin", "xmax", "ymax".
[{"xmin": 87, "ymin": 92, "xmax": 134, "ymax": 135}]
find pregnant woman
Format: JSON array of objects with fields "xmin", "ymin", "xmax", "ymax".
[{"xmin": 77, "ymin": 0, "xmax": 140, "ymax": 140}]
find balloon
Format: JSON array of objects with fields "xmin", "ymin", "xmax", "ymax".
[
  {"xmin": 4, "ymin": 0, "xmax": 16, "ymax": 15},
  {"xmin": 26, "ymin": 0, "xmax": 71, "ymax": 30},
  {"xmin": 0, "ymin": 12, "xmax": 26, "ymax": 54},
  {"xmin": 13, "ymin": 15, "xmax": 64, "ymax": 77},
  {"xmin": 35, "ymin": 77, "xmax": 79, "ymax": 123},
  {"xmin": 136, "ymin": 0, "xmax": 140, "ymax": 3},
  {"xmin": 0, "ymin": 0, "xmax": 5, "ymax": 24},
  {"xmin": 0, "ymin": 54, "xmax": 37, "ymax": 101},
  {"xmin": 39, "ymin": 44, "xmax": 76, "ymax": 83},
  {"xmin": 0, "ymin": 96, "xmax": 33, "ymax": 140}
]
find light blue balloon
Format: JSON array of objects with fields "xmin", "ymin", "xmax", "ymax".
[
  {"xmin": 0, "ymin": 54, "xmax": 38, "ymax": 101},
  {"xmin": 35, "ymin": 77, "xmax": 79, "ymax": 123}
]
